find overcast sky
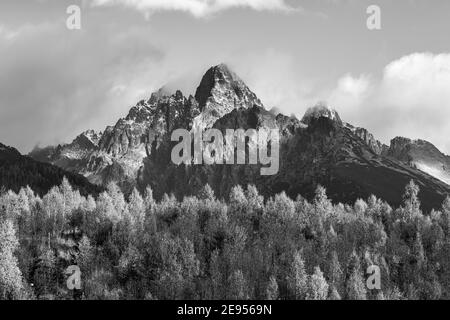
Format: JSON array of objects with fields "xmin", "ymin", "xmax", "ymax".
[{"xmin": 1, "ymin": 0, "xmax": 450, "ymax": 154}]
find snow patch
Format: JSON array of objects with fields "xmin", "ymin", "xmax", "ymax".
[{"xmin": 415, "ymin": 161, "xmax": 450, "ymax": 185}]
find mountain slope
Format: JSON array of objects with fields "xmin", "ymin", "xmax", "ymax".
[
  {"xmin": 193, "ymin": 63, "xmax": 264, "ymax": 130},
  {"xmin": 386, "ymin": 137, "xmax": 450, "ymax": 185},
  {"xmin": 30, "ymin": 89, "xmax": 201, "ymax": 193},
  {"xmin": 29, "ymin": 64, "xmax": 450, "ymax": 211},
  {"xmin": 1, "ymin": 142, "xmax": 102, "ymax": 196},
  {"xmin": 139, "ymin": 103, "xmax": 450, "ymax": 212},
  {"xmin": 29, "ymin": 63, "xmax": 261, "ymax": 193}
]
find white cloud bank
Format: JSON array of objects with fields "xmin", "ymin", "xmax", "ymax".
[
  {"xmin": 91, "ymin": 0, "xmax": 294, "ymax": 18},
  {"xmin": 329, "ymin": 52, "xmax": 450, "ymax": 153}
]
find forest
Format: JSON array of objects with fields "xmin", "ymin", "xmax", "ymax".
[{"xmin": 0, "ymin": 178, "xmax": 449, "ymax": 300}]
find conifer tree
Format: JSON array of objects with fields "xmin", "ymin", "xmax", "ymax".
[
  {"xmin": 441, "ymin": 196, "xmax": 450, "ymax": 235},
  {"xmin": 402, "ymin": 180, "xmax": 421, "ymax": 220},
  {"xmin": 77, "ymin": 235, "xmax": 94, "ymax": 277},
  {"xmin": 210, "ymin": 250, "xmax": 223, "ymax": 300},
  {"xmin": 0, "ymin": 219, "xmax": 25, "ymax": 299},
  {"xmin": 412, "ymin": 232, "xmax": 426, "ymax": 270},
  {"xmin": 345, "ymin": 251, "xmax": 367, "ymax": 300},
  {"xmin": 266, "ymin": 276, "xmax": 279, "ymax": 300},
  {"xmin": 307, "ymin": 266, "xmax": 329, "ymax": 300},
  {"xmin": 33, "ymin": 245, "xmax": 57, "ymax": 298},
  {"xmin": 228, "ymin": 270, "xmax": 247, "ymax": 300},
  {"xmin": 346, "ymin": 269, "xmax": 367, "ymax": 300},
  {"xmin": 328, "ymin": 251, "xmax": 343, "ymax": 292},
  {"xmin": 287, "ymin": 250, "xmax": 308, "ymax": 300},
  {"xmin": 144, "ymin": 186, "xmax": 157, "ymax": 236},
  {"xmin": 345, "ymin": 250, "xmax": 367, "ymax": 300},
  {"xmin": 328, "ymin": 285, "xmax": 341, "ymax": 300},
  {"xmin": 199, "ymin": 184, "xmax": 215, "ymax": 201},
  {"xmin": 128, "ymin": 188, "xmax": 145, "ymax": 228}
]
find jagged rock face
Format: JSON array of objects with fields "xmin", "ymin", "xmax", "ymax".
[
  {"xmin": 139, "ymin": 103, "xmax": 450, "ymax": 212},
  {"xmin": 302, "ymin": 104, "xmax": 388, "ymax": 156},
  {"xmin": 29, "ymin": 130, "xmax": 101, "ymax": 175},
  {"xmin": 30, "ymin": 88, "xmax": 200, "ymax": 193},
  {"xmin": 387, "ymin": 137, "xmax": 415, "ymax": 162},
  {"xmin": 67, "ymin": 130, "xmax": 101, "ymax": 157},
  {"xmin": 77, "ymin": 130, "xmax": 101, "ymax": 147},
  {"xmin": 138, "ymin": 105, "xmax": 302, "ymax": 200},
  {"xmin": 347, "ymin": 125, "xmax": 388, "ymax": 155},
  {"xmin": 194, "ymin": 64, "xmax": 263, "ymax": 129},
  {"xmin": 387, "ymin": 137, "xmax": 450, "ymax": 185},
  {"xmin": 92, "ymin": 89, "xmax": 199, "ymax": 191}
]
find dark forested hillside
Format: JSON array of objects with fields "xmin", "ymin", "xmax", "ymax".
[{"xmin": 0, "ymin": 142, "xmax": 102, "ymax": 197}]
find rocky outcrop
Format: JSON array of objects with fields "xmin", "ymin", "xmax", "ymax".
[
  {"xmin": 30, "ymin": 88, "xmax": 200, "ymax": 193},
  {"xmin": 301, "ymin": 103, "xmax": 343, "ymax": 126},
  {"xmin": 301, "ymin": 104, "xmax": 388, "ymax": 155},
  {"xmin": 386, "ymin": 137, "xmax": 413, "ymax": 161},
  {"xmin": 351, "ymin": 126, "xmax": 388, "ymax": 155},
  {"xmin": 386, "ymin": 137, "xmax": 450, "ymax": 185},
  {"xmin": 193, "ymin": 64, "xmax": 263, "ymax": 130},
  {"xmin": 139, "ymin": 102, "xmax": 450, "ymax": 212}
]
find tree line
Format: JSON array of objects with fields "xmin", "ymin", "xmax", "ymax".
[{"xmin": 1, "ymin": 178, "xmax": 449, "ymax": 300}]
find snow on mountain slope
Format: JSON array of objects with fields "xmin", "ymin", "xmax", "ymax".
[
  {"xmin": 386, "ymin": 137, "xmax": 450, "ymax": 186},
  {"xmin": 415, "ymin": 162, "xmax": 450, "ymax": 185}
]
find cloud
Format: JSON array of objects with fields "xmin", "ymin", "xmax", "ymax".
[
  {"xmin": 0, "ymin": 21, "xmax": 175, "ymax": 153},
  {"xmin": 328, "ymin": 52, "xmax": 450, "ymax": 153},
  {"xmin": 91, "ymin": 0, "xmax": 295, "ymax": 18},
  {"xmin": 224, "ymin": 49, "xmax": 318, "ymax": 116},
  {"xmin": 381, "ymin": 53, "xmax": 450, "ymax": 110},
  {"xmin": 329, "ymin": 73, "xmax": 372, "ymax": 110}
]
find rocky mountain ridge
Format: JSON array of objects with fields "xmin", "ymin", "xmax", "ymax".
[{"xmin": 27, "ymin": 64, "xmax": 450, "ymax": 211}]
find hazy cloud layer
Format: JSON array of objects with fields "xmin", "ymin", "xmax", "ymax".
[
  {"xmin": 91, "ymin": 0, "xmax": 295, "ymax": 17},
  {"xmin": 225, "ymin": 49, "xmax": 319, "ymax": 116},
  {"xmin": 0, "ymin": 21, "xmax": 168, "ymax": 152}
]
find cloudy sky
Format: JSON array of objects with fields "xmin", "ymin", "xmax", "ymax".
[{"xmin": 1, "ymin": 0, "xmax": 450, "ymax": 153}]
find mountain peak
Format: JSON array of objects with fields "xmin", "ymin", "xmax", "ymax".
[
  {"xmin": 214, "ymin": 63, "xmax": 233, "ymax": 75},
  {"xmin": 301, "ymin": 102, "xmax": 342, "ymax": 126},
  {"xmin": 195, "ymin": 64, "xmax": 237, "ymax": 108},
  {"xmin": 193, "ymin": 63, "xmax": 263, "ymax": 128},
  {"xmin": 75, "ymin": 130, "xmax": 101, "ymax": 147},
  {"xmin": 148, "ymin": 86, "xmax": 177, "ymax": 104}
]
